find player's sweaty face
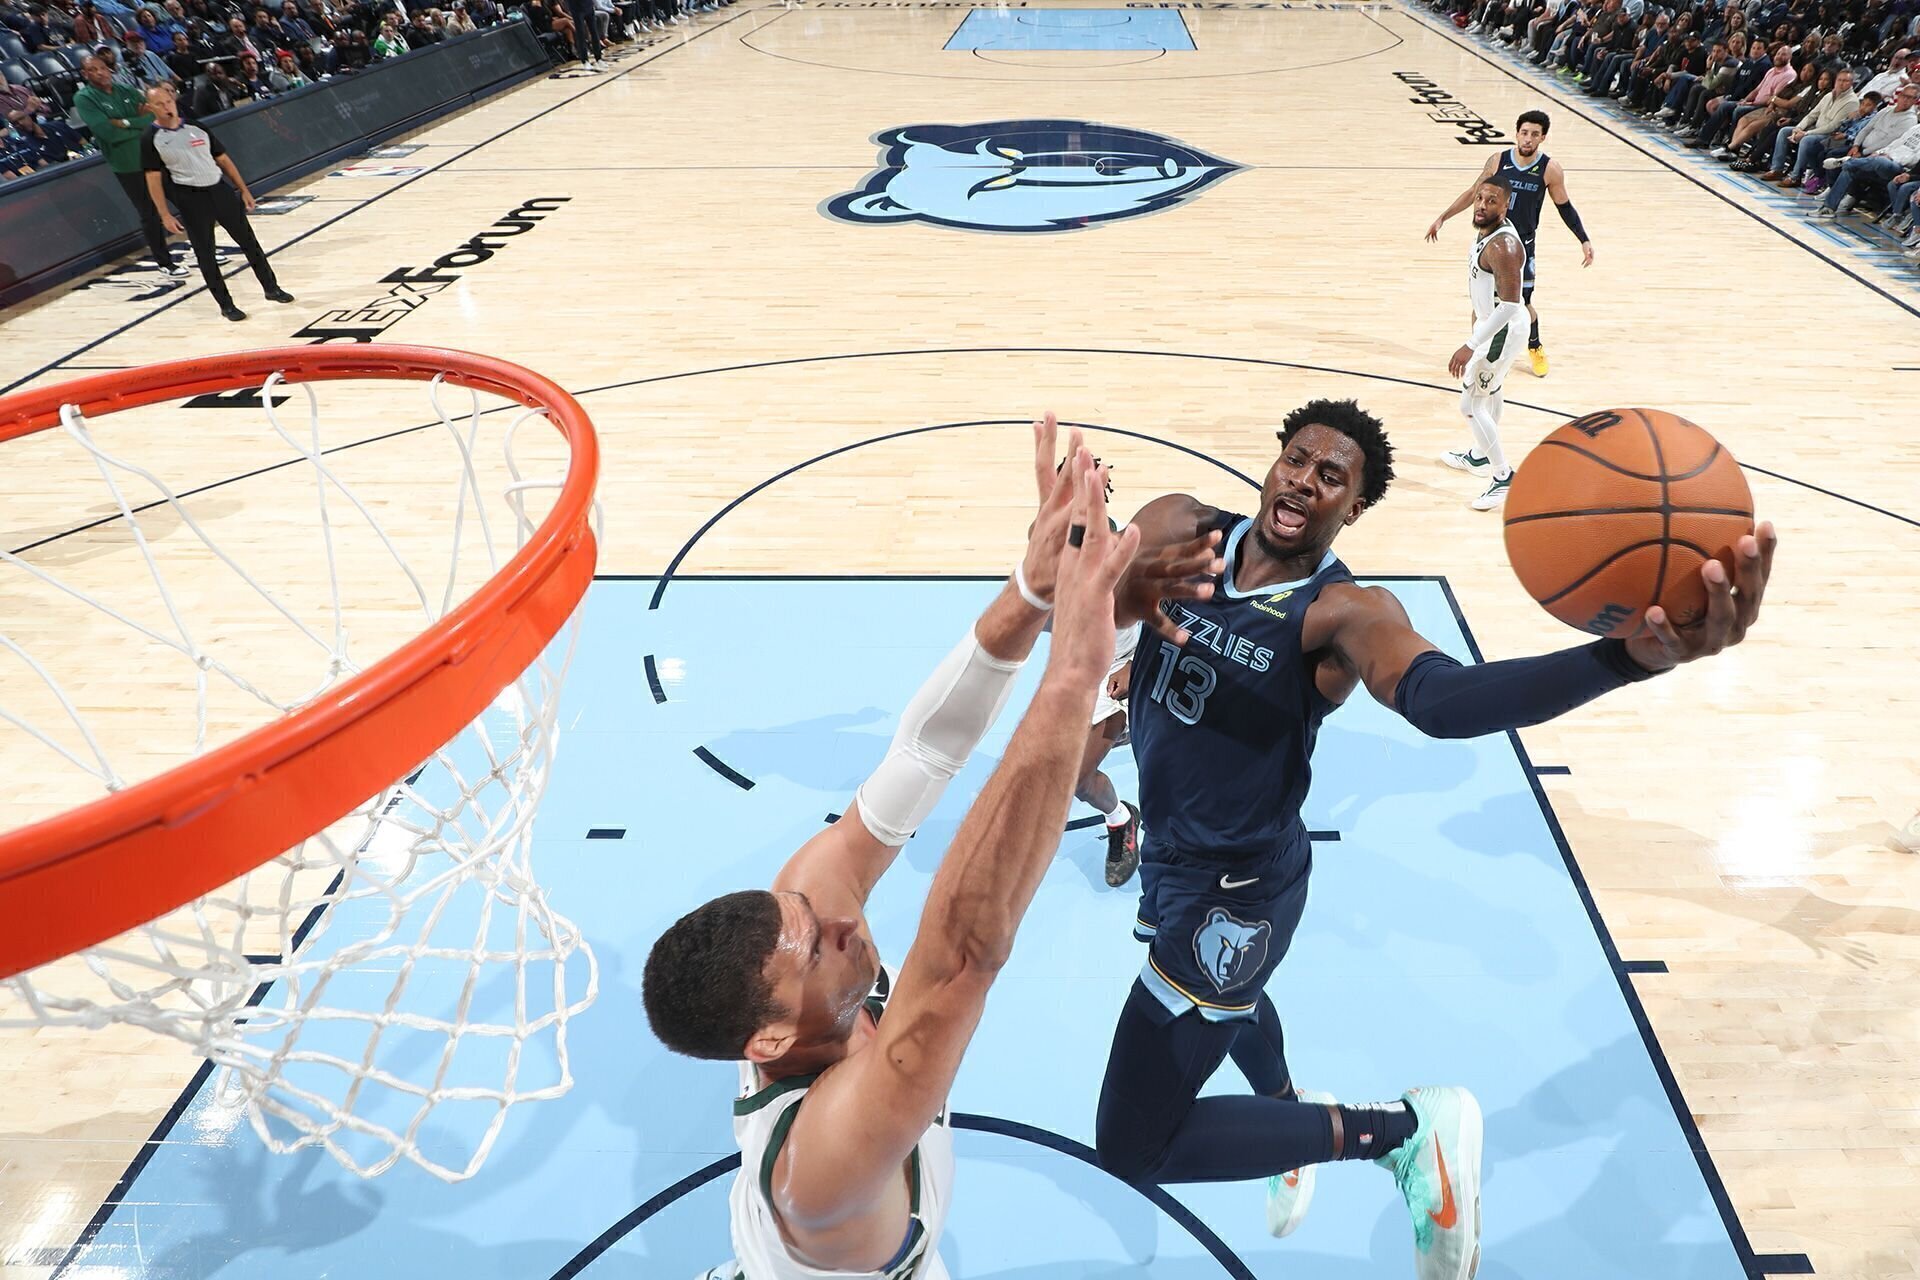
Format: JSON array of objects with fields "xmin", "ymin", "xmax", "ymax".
[
  {"xmin": 1515, "ymin": 123, "xmax": 1545, "ymax": 157},
  {"xmin": 1258, "ymin": 425, "xmax": 1365, "ymax": 551}
]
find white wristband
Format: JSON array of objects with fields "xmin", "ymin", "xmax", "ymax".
[{"xmin": 1012, "ymin": 561, "xmax": 1052, "ymax": 612}]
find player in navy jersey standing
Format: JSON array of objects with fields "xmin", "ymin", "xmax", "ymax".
[
  {"xmin": 1096, "ymin": 399, "xmax": 1777, "ymax": 1280},
  {"xmin": 1426, "ymin": 110, "xmax": 1594, "ymax": 377}
]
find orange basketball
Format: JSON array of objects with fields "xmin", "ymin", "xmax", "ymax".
[{"xmin": 1503, "ymin": 408, "xmax": 1754, "ymax": 639}]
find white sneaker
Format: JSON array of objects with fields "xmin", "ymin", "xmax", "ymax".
[
  {"xmin": 1710, "ymin": 146, "xmax": 1732, "ymax": 159},
  {"xmin": 1813, "ymin": 206, "xmax": 1837, "ymax": 219},
  {"xmin": 1440, "ymin": 448, "xmax": 1494, "ymax": 476},
  {"xmin": 1896, "ymin": 812, "xmax": 1920, "ymax": 854},
  {"xmin": 695, "ymin": 1265, "xmax": 740, "ymax": 1280},
  {"xmin": 1265, "ymin": 1089, "xmax": 1337, "ymax": 1237},
  {"xmin": 1377, "ymin": 1086, "xmax": 1484, "ymax": 1280},
  {"xmin": 1470, "ymin": 474, "xmax": 1512, "ymax": 510}
]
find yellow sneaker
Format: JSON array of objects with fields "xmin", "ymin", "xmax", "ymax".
[{"xmin": 1527, "ymin": 346, "xmax": 1549, "ymax": 377}]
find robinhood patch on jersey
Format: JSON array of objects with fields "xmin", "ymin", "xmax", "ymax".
[{"xmin": 823, "ymin": 120, "xmax": 1241, "ymax": 233}]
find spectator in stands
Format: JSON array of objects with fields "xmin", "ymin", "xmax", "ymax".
[
  {"xmin": 403, "ymin": 8, "xmax": 439, "ymax": 45},
  {"xmin": 469, "ymin": 0, "xmax": 500, "ymax": 24},
  {"xmin": 1593, "ymin": 9, "xmax": 1666, "ymax": 95},
  {"xmin": 132, "ymin": 5, "xmax": 172, "ymax": 51},
  {"xmin": 1862, "ymin": 46, "xmax": 1914, "ymax": 97},
  {"xmin": 1763, "ymin": 66, "xmax": 1860, "ymax": 181},
  {"xmin": 334, "ymin": 27, "xmax": 370, "ymax": 69},
  {"xmin": 138, "ymin": 81, "xmax": 291, "ymax": 319},
  {"xmin": 73, "ymin": 53, "xmax": 181, "ymax": 275},
  {"xmin": 1, "ymin": 125, "xmax": 45, "ymax": 179},
  {"xmin": 1679, "ymin": 34, "xmax": 1770, "ymax": 137},
  {"xmin": 1631, "ymin": 26, "xmax": 1703, "ymax": 112},
  {"xmin": 1693, "ymin": 39, "xmax": 1797, "ymax": 149},
  {"xmin": 277, "ymin": 0, "xmax": 312, "ymax": 42},
  {"xmin": 190, "ymin": 56, "xmax": 245, "ymax": 113},
  {"xmin": 292, "ymin": 39, "xmax": 323, "ymax": 78},
  {"xmin": 9, "ymin": 5, "xmax": 57, "ymax": 52},
  {"xmin": 235, "ymin": 50, "xmax": 271, "ymax": 95},
  {"xmin": 0, "ymin": 78, "xmax": 87, "ymax": 160},
  {"xmin": 444, "ymin": 1, "xmax": 474, "ymax": 33},
  {"xmin": 1717, "ymin": 57, "xmax": 1822, "ymax": 161},
  {"xmin": 371, "ymin": 11, "xmax": 405, "ymax": 54},
  {"xmin": 71, "ymin": 0, "xmax": 110, "ymax": 44},
  {"xmin": 265, "ymin": 45, "xmax": 305, "ymax": 88},
  {"xmin": 219, "ymin": 13, "xmax": 259, "ymax": 58},
  {"xmin": 1818, "ymin": 81, "xmax": 1920, "ymax": 213},
  {"xmin": 121, "ymin": 31, "xmax": 174, "ymax": 85},
  {"xmin": 248, "ymin": 6, "xmax": 287, "ymax": 52}
]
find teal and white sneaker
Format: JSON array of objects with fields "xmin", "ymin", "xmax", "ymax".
[
  {"xmin": 1440, "ymin": 448, "xmax": 1493, "ymax": 476},
  {"xmin": 1265, "ymin": 1088, "xmax": 1337, "ymax": 1237},
  {"xmin": 1377, "ymin": 1086, "xmax": 1483, "ymax": 1280},
  {"xmin": 1469, "ymin": 474, "xmax": 1512, "ymax": 511}
]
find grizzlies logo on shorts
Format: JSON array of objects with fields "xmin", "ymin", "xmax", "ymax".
[
  {"xmin": 1191, "ymin": 908, "xmax": 1271, "ymax": 993},
  {"xmin": 1134, "ymin": 829, "xmax": 1311, "ymax": 1021}
]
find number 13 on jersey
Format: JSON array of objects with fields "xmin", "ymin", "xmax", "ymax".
[{"xmin": 1148, "ymin": 641, "xmax": 1216, "ymax": 724}]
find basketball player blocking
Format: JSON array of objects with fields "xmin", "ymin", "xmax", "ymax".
[{"xmin": 643, "ymin": 424, "xmax": 1223, "ymax": 1280}]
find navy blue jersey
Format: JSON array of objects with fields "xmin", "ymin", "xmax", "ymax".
[
  {"xmin": 1495, "ymin": 147, "xmax": 1550, "ymax": 245},
  {"xmin": 1128, "ymin": 510, "xmax": 1356, "ymax": 858}
]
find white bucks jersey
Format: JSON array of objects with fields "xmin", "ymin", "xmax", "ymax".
[
  {"xmin": 720, "ymin": 967, "xmax": 954, "ymax": 1280},
  {"xmin": 1468, "ymin": 221, "xmax": 1524, "ymax": 326}
]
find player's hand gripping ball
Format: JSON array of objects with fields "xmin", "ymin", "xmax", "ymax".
[{"xmin": 1503, "ymin": 408, "xmax": 1755, "ymax": 639}]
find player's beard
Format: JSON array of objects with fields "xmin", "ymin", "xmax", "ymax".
[{"xmin": 1251, "ymin": 522, "xmax": 1294, "ymax": 562}]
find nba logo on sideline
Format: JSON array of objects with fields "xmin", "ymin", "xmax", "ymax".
[
  {"xmin": 823, "ymin": 120, "xmax": 1241, "ymax": 233},
  {"xmin": 1193, "ymin": 908, "xmax": 1271, "ymax": 994}
]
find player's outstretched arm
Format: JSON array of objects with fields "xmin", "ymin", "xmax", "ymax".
[
  {"xmin": 772, "ymin": 417, "xmax": 1081, "ymax": 921},
  {"xmin": 1427, "ymin": 152, "xmax": 1501, "ymax": 241},
  {"xmin": 772, "ymin": 457, "xmax": 1136, "ymax": 1264},
  {"xmin": 1319, "ymin": 523, "xmax": 1777, "ymax": 738}
]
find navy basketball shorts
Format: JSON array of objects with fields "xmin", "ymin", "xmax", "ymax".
[{"xmin": 1132, "ymin": 828, "xmax": 1312, "ymax": 1021}]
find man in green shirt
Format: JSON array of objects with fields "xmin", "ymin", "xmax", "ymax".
[{"xmin": 73, "ymin": 55, "xmax": 182, "ymax": 277}]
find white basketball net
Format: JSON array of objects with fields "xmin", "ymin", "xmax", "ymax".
[{"xmin": 0, "ymin": 372, "xmax": 599, "ymax": 1181}]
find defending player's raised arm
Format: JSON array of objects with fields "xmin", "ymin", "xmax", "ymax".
[
  {"xmin": 772, "ymin": 457, "xmax": 1135, "ymax": 1254},
  {"xmin": 770, "ymin": 418, "xmax": 1079, "ymax": 918},
  {"xmin": 1427, "ymin": 152, "xmax": 1501, "ymax": 241},
  {"xmin": 1544, "ymin": 158, "xmax": 1595, "ymax": 265}
]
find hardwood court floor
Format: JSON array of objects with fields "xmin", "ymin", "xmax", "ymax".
[{"xmin": 2, "ymin": 2, "xmax": 1918, "ymax": 1275}]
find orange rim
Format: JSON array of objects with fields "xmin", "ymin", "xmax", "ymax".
[{"xmin": 0, "ymin": 345, "xmax": 600, "ymax": 981}]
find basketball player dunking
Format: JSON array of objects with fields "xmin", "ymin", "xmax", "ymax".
[
  {"xmin": 644, "ymin": 422, "xmax": 1223, "ymax": 1280},
  {"xmin": 1093, "ymin": 399, "xmax": 1776, "ymax": 1280},
  {"xmin": 1445, "ymin": 174, "xmax": 1528, "ymax": 511},
  {"xmin": 1426, "ymin": 110, "xmax": 1594, "ymax": 378}
]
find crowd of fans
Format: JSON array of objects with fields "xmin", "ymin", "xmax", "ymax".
[
  {"xmin": 0, "ymin": 0, "xmax": 722, "ymax": 180},
  {"xmin": 1431, "ymin": 0, "xmax": 1920, "ymax": 264}
]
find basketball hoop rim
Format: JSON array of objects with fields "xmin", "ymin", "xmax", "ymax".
[{"xmin": 0, "ymin": 345, "xmax": 601, "ymax": 981}]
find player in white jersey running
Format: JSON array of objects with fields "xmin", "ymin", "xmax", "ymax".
[
  {"xmin": 648, "ymin": 419, "xmax": 1224, "ymax": 1280},
  {"xmin": 1442, "ymin": 174, "xmax": 1529, "ymax": 511}
]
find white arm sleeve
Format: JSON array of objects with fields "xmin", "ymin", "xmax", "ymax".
[
  {"xmin": 1469, "ymin": 298, "xmax": 1528, "ymax": 355},
  {"xmin": 852, "ymin": 626, "xmax": 1025, "ymax": 848}
]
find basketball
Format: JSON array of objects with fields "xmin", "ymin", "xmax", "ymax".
[{"xmin": 1503, "ymin": 409, "xmax": 1754, "ymax": 639}]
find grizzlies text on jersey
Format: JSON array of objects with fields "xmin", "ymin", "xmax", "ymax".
[{"xmin": 1128, "ymin": 509, "xmax": 1356, "ymax": 857}]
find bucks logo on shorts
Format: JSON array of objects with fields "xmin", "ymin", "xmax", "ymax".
[
  {"xmin": 1192, "ymin": 908, "xmax": 1271, "ymax": 994},
  {"xmin": 824, "ymin": 120, "xmax": 1240, "ymax": 233}
]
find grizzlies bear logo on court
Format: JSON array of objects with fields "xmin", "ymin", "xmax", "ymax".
[
  {"xmin": 824, "ymin": 120, "xmax": 1241, "ymax": 233},
  {"xmin": 1192, "ymin": 908, "xmax": 1271, "ymax": 994}
]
